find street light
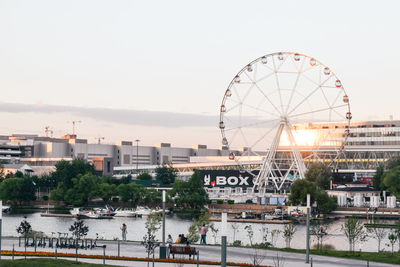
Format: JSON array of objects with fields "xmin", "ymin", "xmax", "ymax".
[
  {"xmin": 306, "ymin": 194, "xmax": 310, "ymax": 263},
  {"xmin": 135, "ymin": 139, "xmax": 140, "ymax": 175},
  {"xmin": 159, "ymin": 190, "xmax": 167, "ymax": 259},
  {"xmin": 0, "ymin": 200, "xmax": 3, "ymax": 266}
]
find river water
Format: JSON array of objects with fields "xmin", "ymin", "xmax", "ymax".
[{"xmin": 2, "ymin": 212, "xmax": 397, "ymax": 252}]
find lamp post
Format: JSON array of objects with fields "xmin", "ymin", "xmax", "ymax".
[
  {"xmin": 221, "ymin": 212, "xmax": 227, "ymax": 267},
  {"xmin": 0, "ymin": 200, "xmax": 3, "ymax": 266},
  {"xmin": 159, "ymin": 190, "xmax": 167, "ymax": 259},
  {"xmin": 135, "ymin": 139, "xmax": 140, "ymax": 174},
  {"xmin": 306, "ymin": 193, "xmax": 310, "ymax": 263}
]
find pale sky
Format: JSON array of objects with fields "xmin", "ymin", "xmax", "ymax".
[{"xmin": 0, "ymin": 0, "xmax": 399, "ymax": 148}]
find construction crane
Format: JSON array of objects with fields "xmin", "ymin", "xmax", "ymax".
[
  {"xmin": 96, "ymin": 137, "xmax": 105, "ymax": 144},
  {"xmin": 70, "ymin": 120, "xmax": 82, "ymax": 137},
  {"xmin": 44, "ymin": 126, "xmax": 50, "ymax": 137}
]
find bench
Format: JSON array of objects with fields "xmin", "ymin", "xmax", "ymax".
[{"xmin": 169, "ymin": 245, "xmax": 198, "ymax": 259}]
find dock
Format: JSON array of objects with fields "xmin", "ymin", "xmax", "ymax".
[
  {"xmin": 210, "ymin": 217, "xmax": 291, "ymax": 224},
  {"xmin": 40, "ymin": 213, "xmax": 76, "ymax": 218}
]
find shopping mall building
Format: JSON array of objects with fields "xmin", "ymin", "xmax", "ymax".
[{"xmin": 2, "ymin": 120, "xmax": 400, "ymax": 186}]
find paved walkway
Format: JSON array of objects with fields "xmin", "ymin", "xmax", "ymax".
[{"xmin": 1, "ymin": 237, "xmax": 396, "ymax": 266}]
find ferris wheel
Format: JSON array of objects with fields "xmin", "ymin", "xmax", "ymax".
[{"xmin": 219, "ymin": 52, "xmax": 351, "ymax": 192}]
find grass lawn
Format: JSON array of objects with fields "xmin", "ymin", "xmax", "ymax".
[
  {"xmin": 2, "ymin": 258, "xmax": 119, "ymax": 267},
  {"xmin": 270, "ymin": 248, "xmax": 400, "ymax": 265}
]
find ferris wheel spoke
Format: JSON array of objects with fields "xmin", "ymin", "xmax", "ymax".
[
  {"xmin": 255, "ymin": 71, "xmax": 275, "ymax": 83},
  {"xmin": 320, "ymin": 85, "xmax": 332, "ymax": 109},
  {"xmin": 244, "ymin": 70, "xmax": 283, "ymax": 116},
  {"xmin": 250, "ymin": 121, "xmax": 281, "ymax": 149},
  {"xmin": 225, "ymin": 118, "xmax": 280, "ymax": 131},
  {"xmin": 330, "ymin": 89, "xmax": 344, "ymax": 108},
  {"xmin": 253, "ymin": 82, "xmax": 283, "ymax": 116},
  {"xmin": 239, "ymin": 128, "xmax": 251, "ymax": 152},
  {"xmin": 231, "ymin": 85, "xmax": 243, "ymax": 104},
  {"xmin": 240, "ymin": 83, "xmax": 256, "ymax": 105},
  {"xmin": 332, "ymin": 108, "xmax": 347, "ymax": 121},
  {"xmin": 284, "ymin": 56, "xmax": 306, "ymax": 115},
  {"xmin": 288, "ymin": 104, "xmax": 348, "ymax": 119},
  {"xmin": 223, "ymin": 100, "xmax": 241, "ymax": 113},
  {"xmin": 272, "ymin": 56, "xmax": 285, "ymax": 114},
  {"xmin": 287, "ymin": 75, "xmax": 334, "ymax": 116},
  {"xmin": 226, "ymin": 98, "xmax": 279, "ymax": 117}
]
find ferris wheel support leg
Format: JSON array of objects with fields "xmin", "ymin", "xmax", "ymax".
[{"xmin": 253, "ymin": 123, "xmax": 284, "ymax": 192}]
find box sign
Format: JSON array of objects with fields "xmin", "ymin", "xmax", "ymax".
[{"xmin": 199, "ymin": 170, "xmax": 257, "ymax": 188}]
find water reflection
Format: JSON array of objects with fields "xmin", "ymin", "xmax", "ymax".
[{"xmin": 3, "ymin": 212, "xmax": 393, "ymax": 252}]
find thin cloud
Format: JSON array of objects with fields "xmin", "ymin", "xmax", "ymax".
[{"xmin": 0, "ymin": 102, "xmax": 218, "ymax": 128}]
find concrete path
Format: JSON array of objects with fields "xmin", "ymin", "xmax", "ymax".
[{"xmin": 1, "ymin": 237, "xmax": 396, "ymax": 267}]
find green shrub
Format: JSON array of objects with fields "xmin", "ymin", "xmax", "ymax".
[
  {"xmin": 233, "ymin": 240, "xmax": 242, "ymax": 246},
  {"xmin": 227, "ymin": 200, "xmax": 235, "ymax": 204},
  {"xmin": 216, "ymin": 199, "xmax": 224, "ymax": 204}
]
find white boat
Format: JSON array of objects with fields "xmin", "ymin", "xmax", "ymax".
[
  {"xmin": 70, "ymin": 208, "xmax": 114, "ymax": 219},
  {"xmin": 2, "ymin": 205, "xmax": 11, "ymax": 213},
  {"xmin": 114, "ymin": 207, "xmax": 137, "ymax": 217},
  {"xmin": 135, "ymin": 206, "xmax": 153, "ymax": 216}
]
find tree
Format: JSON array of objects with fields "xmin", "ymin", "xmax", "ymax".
[
  {"xmin": 117, "ymin": 183, "xmax": 146, "ymax": 207},
  {"xmin": 69, "ymin": 219, "xmax": 89, "ymax": 262},
  {"xmin": 395, "ymin": 220, "xmax": 400, "ymax": 252},
  {"xmin": 270, "ymin": 229, "xmax": 281, "ymax": 248},
  {"xmin": 187, "ymin": 223, "xmax": 200, "ymax": 244},
  {"xmin": 289, "ymin": 179, "xmax": 319, "ymax": 205},
  {"xmin": 52, "ymin": 159, "xmax": 95, "ymax": 188},
  {"xmin": 98, "ymin": 183, "xmax": 116, "ymax": 203},
  {"xmin": 373, "ymin": 165, "xmax": 385, "ymax": 190},
  {"xmin": 283, "ymin": 223, "xmax": 296, "ymax": 248},
  {"xmin": 0, "ymin": 177, "xmax": 36, "ymax": 205},
  {"xmin": 289, "ymin": 179, "xmax": 337, "ymax": 213},
  {"xmin": 305, "ymin": 162, "xmax": 332, "ymax": 189},
  {"xmin": 63, "ymin": 173, "xmax": 100, "ymax": 206},
  {"xmin": 387, "ymin": 157, "xmax": 400, "ymax": 170},
  {"xmin": 0, "ymin": 163, "xmax": 4, "ymax": 179},
  {"xmin": 231, "ymin": 223, "xmax": 240, "ymax": 244},
  {"xmin": 145, "ymin": 212, "xmax": 162, "ymax": 235},
  {"xmin": 310, "ymin": 222, "xmax": 329, "ymax": 252},
  {"xmin": 143, "ymin": 212, "xmax": 161, "ymax": 267},
  {"xmin": 259, "ymin": 226, "xmax": 269, "ymax": 246},
  {"xmin": 155, "ymin": 165, "xmax": 177, "ymax": 185},
  {"xmin": 382, "ymin": 166, "xmax": 400, "ymax": 197},
  {"xmin": 248, "ymin": 249, "xmax": 265, "ymax": 267},
  {"xmin": 315, "ymin": 190, "xmax": 337, "ymax": 214},
  {"xmin": 0, "ymin": 178, "xmax": 22, "ymax": 205},
  {"xmin": 209, "ymin": 224, "xmax": 219, "ymax": 244},
  {"xmin": 137, "ymin": 172, "xmax": 152, "ymax": 181},
  {"xmin": 16, "ymin": 216, "xmax": 32, "ymax": 259},
  {"xmin": 171, "ymin": 171, "xmax": 208, "ymax": 209},
  {"xmin": 142, "ymin": 228, "xmax": 159, "ymax": 267},
  {"xmin": 367, "ymin": 217, "xmax": 386, "ymax": 252},
  {"xmin": 388, "ymin": 231, "xmax": 397, "ymax": 255},
  {"xmin": 245, "ymin": 225, "xmax": 254, "ymax": 246},
  {"xmin": 187, "ymin": 212, "xmax": 212, "ymax": 244},
  {"xmin": 341, "ymin": 217, "xmax": 366, "ymax": 252},
  {"xmin": 143, "ymin": 188, "xmax": 161, "ymax": 205}
]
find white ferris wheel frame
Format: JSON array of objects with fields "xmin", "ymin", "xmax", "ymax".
[{"xmin": 219, "ymin": 52, "xmax": 351, "ymax": 193}]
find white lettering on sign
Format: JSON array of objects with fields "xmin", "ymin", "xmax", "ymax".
[
  {"xmin": 204, "ymin": 175, "xmax": 211, "ymax": 185},
  {"xmin": 216, "ymin": 176, "xmax": 227, "ymax": 185},
  {"xmin": 227, "ymin": 176, "xmax": 238, "ymax": 185},
  {"xmin": 239, "ymin": 176, "xmax": 249, "ymax": 185}
]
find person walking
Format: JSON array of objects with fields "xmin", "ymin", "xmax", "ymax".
[
  {"xmin": 120, "ymin": 223, "xmax": 127, "ymax": 241},
  {"xmin": 200, "ymin": 224, "xmax": 207, "ymax": 244},
  {"xmin": 166, "ymin": 234, "xmax": 173, "ymax": 258}
]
